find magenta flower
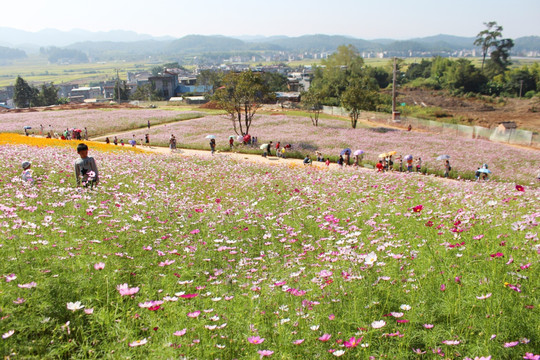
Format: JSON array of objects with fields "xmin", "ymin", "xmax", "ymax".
[
  {"xmin": 319, "ymin": 333, "xmax": 332, "ymax": 342},
  {"xmin": 523, "ymin": 353, "xmax": 540, "ymax": 360},
  {"xmin": 504, "ymin": 341, "xmax": 519, "ymax": 348},
  {"xmin": 412, "ymin": 205, "xmax": 424, "ymax": 213},
  {"xmin": 344, "ymin": 336, "xmax": 363, "ymax": 348},
  {"xmin": 515, "ymin": 184, "xmax": 525, "ymax": 192},
  {"xmin": 248, "ymin": 336, "xmax": 265, "ymax": 344},
  {"xmin": 440, "ymin": 284, "xmax": 446, "ymax": 291},
  {"xmin": 190, "ymin": 229, "xmax": 200, "ymax": 234},
  {"xmin": 93, "ymin": 262, "xmax": 105, "ymax": 270},
  {"xmin": 490, "ymin": 252, "xmax": 504, "ymax": 258},
  {"xmin": 292, "ymin": 339, "xmax": 304, "ymax": 345},
  {"xmin": 180, "ymin": 293, "xmax": 198, "ymax": 298}
]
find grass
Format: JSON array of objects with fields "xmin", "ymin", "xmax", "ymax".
[{"xmin": 0, "ymin": 140, "xmax": 537, "ymax": 359}]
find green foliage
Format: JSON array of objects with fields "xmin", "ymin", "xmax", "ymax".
[
  {"xmin": 130, "ymin": 83, "xmax": 161, "ymax": 101},
  {"xmin": 113, "ymin": 80, "xmax": 130, "ymax": 101},
  {"xmin": 341, "ymin": 77, "xmax": 379, "ymax": 128},
  {"xmin": 40, "ymin": 46, "xmax": 88, "ymax": 64},
  {"xmin": 0, "ymin": 46, "xmax": 26, "ymax": 61},
  {"xmin": 260, "ymin": 72, "xmax": 288, "ymax": 92},
  {"xmin": 443, "ymin": 59, "xmax": 487, "ymax": 93},
  {"xmin": 301, "ymin": 88, "xmax": 325, "ymax": 126},
  {"xmin": 196, "ymin": 70, "xmax": 223, "ymax": 92}
]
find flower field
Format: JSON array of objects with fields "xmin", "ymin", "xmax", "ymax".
[
  {"xmin": 130, "ymin": 113, "xmax": 540, "ymax": 184},
  {"xmin": 0, "ymin": 141, "xmax": 538, "ymax": 359},
  {"xmin": 0, "ymin": 109, "xmax": 203, "ymax": 137}
]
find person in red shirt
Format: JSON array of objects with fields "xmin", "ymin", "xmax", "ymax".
[
  {"xmin": 229, "ymin": 137, "xmax": 234, "ymax": 150},
  {"xmin": 376, "ymin": 160, "xmax": 384, "ymax": 172}
]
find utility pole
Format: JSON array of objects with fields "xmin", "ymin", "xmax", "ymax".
[
  {"xmin": 519, "ymin": 80, "xmax": 523, "ymax": 98},
  {"xmin": 116, "ymin": 69, "xmax": 121, "ymax": 102},
  {"xmin": 392, "ymin": 57, "xmax": 400, "ymax": 120}
]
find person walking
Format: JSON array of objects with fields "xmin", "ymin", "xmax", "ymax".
[
  {"xmin": 105, "ymin": 137, "xmax": 110, "ymax": 144},
  {"xmin": 263, "ymin": 141, "xmax": 273, "ymax": 157},
  {"xmin": 210, "ymin": 138, "xmax": 216, "ymax": 155},
  {"xmin": 229, "ymin": 137, "xmax": 234, "ymax": 150},
  {"xmin": 113, "ymin": 136, "xmax": 118, "ymax": 146},
  {"xmin": 416, "ymin": 157, "xmax": 422, "ymax": 173},
  {"xmin": 84, "ymin": 127, "xmax": 88, "ymax": 140},
  {"xmin": 444, "ymin": 160, "xmax": 451, "ymax": 178},
  {"xmin": 145, "ymin": 134, "xmax": 150, "ymax": 147},
  {"xmin": 276, "ymin": 142, "xmax": 281, "ymax": 157},
  {"xmin": 147, "ymin": 120, "xmax": 151, "ymax": 129}
]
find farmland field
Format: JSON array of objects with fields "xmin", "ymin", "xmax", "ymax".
[{"xmin": 0, "ymin": 130, "xmax": 538, "ymax": 359}]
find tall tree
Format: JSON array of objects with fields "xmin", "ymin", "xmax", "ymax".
[
  {"xmin": 39, "ymin": 83, "xmax": 59, "ymax": 106},
  {"xmin": 113, "ymin": 80, "xmax": 130, "ymax": 101},
  {"xmin": 14, "ymin": 76, "xmax": 37, "ymax": 108},
  {"xmin": 474, "ymin": 21, "xmax": 503, "ymax": 72},
  {"xmin": 341, "ymin": 77, "xmax": 379, "ymax": 129},
  {"xmin": 485, "ymin": 38, "xmax": 514, "ymax": 77},
  {"xmin": 130, "ymin": 83, "xmax": 161, "ymax": 101},
  {"xmin": 213, "ymin": 70, "xmax": 274, "ymax": 135},
  {"xmin": 302, "ymin": 88, "xmax": 325, "ymax": 127}
]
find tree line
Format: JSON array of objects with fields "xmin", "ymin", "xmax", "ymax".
[{"xmin": 13, "ymin": 76, "xmax": 67, "ymax": 108}]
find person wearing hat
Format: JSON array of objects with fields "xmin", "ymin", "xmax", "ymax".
[{"xmin": 21, "ymin": 161, "xmax": 33, "ymax": 182}]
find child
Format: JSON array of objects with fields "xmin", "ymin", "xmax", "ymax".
[
  {"xmin": 325, "ymin": 158, "xmax": 330, "ymax": 167},
  {"xmin": 475, "ymin": 167, "xmax": 481, "ymax": 181},
  {"xmin": 75, "ymin": 143, "xmax": 99, "ymax": 187},
  {"xmin": 416, "ymin": 158, "xmax": 422, "ymax": 172},
  {"xmin": 303, "ymin": 155, "xmax": 312, "ymax": 166},
  {"xmin": 376, "ymin": 160, "xmax": 384, "ymax": 172},
  {"xmin": 21, "ymin": 161, "xmax": 33, "ymax": 183},
  {"xmin": 210, "ymin": 138, "xmax": 216, "ymax": 155}
]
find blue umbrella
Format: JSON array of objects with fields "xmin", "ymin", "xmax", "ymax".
[
  {"xmin": 437, "ymin": 155, "xmax": 450, "ymax": 160},
  {"xmin": 340, "ymin": 148, "xmax": 352, "ymax": 156},
  {"xmin": 478, "ymin": 168, "xmax": 491, "ymax": 174},
  {"xmin": 23, "ymin": 126, "xmax": 32, "ymax": 129}
]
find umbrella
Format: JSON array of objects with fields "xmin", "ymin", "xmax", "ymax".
[
  {"xmin": 73, "ymin": 129, "xmax": 82, "ymax": 133},
  {"xmin": 237, "ymin": 135, "xmax": 243, "ymax": 141},
  {"xmin": 23, "ymin": 126, "xmax": 32, "ymax": 129},
  {"xmin": 340, "ymin": 148, "xmax": 352, "ymax": 156},
  {"xmin": 478, "ymin": 168, "xmax": 492, "ymax": 174},
  {"xmin": 404, "ymin": 155, "xmax": 413, "ymax": 161},
  {"xmin": 353, "ymin": 150, "xmax": 364, "ymax": 156},
  {"xmin": 437, "ymin": 155, "xmax": 451, "ymax": 160},
  {"xmin": 260, "ymin": 144, "xmax": 268, "ymax": 150},
  {"xmin": 378, "ymin": 153, "xmax": 388, "ymax": 158},
  {"xmin": 205, "ymin": 135, "xmax": 216, "ymax": 139},
  {"xmin": 229, "ymin": 135, "xmax": 235, "ymax": 139},
  {"xmin": 128, "ymin": 140, "xmax": 136, "ymax": 145},
  {"xmin": 387, "ymin": 151, "xmax": 397, "ymax": 156}
]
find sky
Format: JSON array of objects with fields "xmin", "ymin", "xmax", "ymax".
[{"xmin": 3, "ymin": 0, "xmax": 539, "ymax": 39}]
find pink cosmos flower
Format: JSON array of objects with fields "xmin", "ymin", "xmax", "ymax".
[
  {"xmin": 515, "ymin": 184, "xmax": 525, "ymax": 192},
  {"xmin": 490, "ymin": 252, "xmax": 504, "ymax": 258},
  {"xmin": 248, "ymin": 336, "xmax": 265, "ymax": 344},
  {"xmin": 128, "ymin": 338, "xmax": 148, "ymax": 347},
  {"xmin": 503, "ymin": 341, "xmax": 519, "ymax": 348},
  {"xmin": 93, "ymin": 262, "xmax": 105, "ymax": 270},
  {"xmin": 523, "ymin": 353, "xmax": 540, "ymax": 360},
  {"xmin": 319, "ymin": 333, "xmax": 332, "ymax": 342},
  {"xmin": 116, "ymin": 283, "xmax": 139, "ymax": 296},
  {"xmin": 344, "ymin": 336, "xmax": 363, "ymax": 348},
  {"xmin": 371, "ymin": 320, "xmax": 386, "ymax": 329},
  {"xmin": 5, "ymin": 274, "xmax": 16, "ymax": 282},
  {"xmin": 187, "ymin": 310, "xmax": 201, "ymax": 318},
  {"xmin": 423, "ymin": 324, "xmax": 434, "ymax": 329},
  {"xmin": 2, "ymin": 330, "xmax": 15, "ymax": 339},
  {"xmin": 319, "ymin": 270, "xmax": 333, "ymax": 278},
  {"xmin": 18, "ymin": 282, "xmax": 37, "ymax": 289},
  {"xmin": 190, "ymin": 229, "xmax": 200, "ymax": 234},
  {"xmin": 442, "ymin": 340, "xmax": 460, "ymax": 345},
  {"xmin": 440, "ymin": 284, "xmax": 446, "ymax": 291},
  {"xmin": 292, "ymin": 339, "xmax": 304, "ymax": 345},
  {"xmin": 328, "ymin": 314, "xmax": 335, "ymax": 320},
  {"xmin": 412, "ymin": 205, "xmax": 424, "ymax": 213},
  {"xmin": 174, "ymin": 329, "xmax": 187, "ymax": 336},
  {"xmin": 84, "ymin": 308, "xmax": 94, "ymax": 315},
  {"xmin": 257, "ymin": 350, "xmax": 274, "ymax": 357}
]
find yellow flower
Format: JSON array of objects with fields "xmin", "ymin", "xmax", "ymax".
[{"xmin": 0, "ymin": 133, "xmax": 146, "ymax": 154}]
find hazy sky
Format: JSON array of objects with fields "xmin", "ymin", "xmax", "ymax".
[{"xmin": 3, "ymin": 0, "xmax": 539, "ymax": 39}]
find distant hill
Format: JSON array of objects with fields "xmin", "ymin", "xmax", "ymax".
[
  {"xmin": 167, "ymin": 35, "xmax": 247, "ymax": 53},
  {"xmin": 264, "ymin": 34, "xmax": 381, "ymax": 52},
  {"xmin": 514, "ymin": 36, "xmax": 540, "ymax": 53},
  {"xmin": 0, "ymin": 46, "xmax": 26, "ymax": 61},
  {"xmin": 0, "ymin": 27, "xmax": 174, "ymax": 50},
  {"xmin": 1, "ymin": 27, "xmax": 539, "ymax": 61}
]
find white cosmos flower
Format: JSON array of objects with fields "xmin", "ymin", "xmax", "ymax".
[
  {"xmin": 364, "ymin": 252, "xmax": 377, "ymax": 265},
  {"xmin": 371, "ymin": 320, "xmax": 386, "ymax": 329},
  {"xmin": 66, "ymin": 301, "xmax": 85, "ymax": 311}
]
